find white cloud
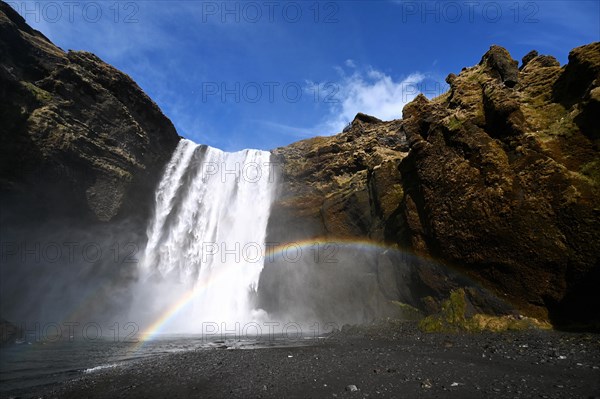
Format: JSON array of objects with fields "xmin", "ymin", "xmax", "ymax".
[
  {"xmin": 345, "ymin": 59, "xmax": 356, "ymax": 68},
  {"xmin": 317, "ymin": 66, "xmax": 425, "ymax": 134}
]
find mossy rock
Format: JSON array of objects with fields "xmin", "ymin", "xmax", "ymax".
[
  {"xmin": 470, "ymin": 314, "xmax": 551, "ymax": 332},
  {"xmin": 580, "ymin": 160, "xmax": 600, "ymax": 186},
  {"xmin": 419, "ymin": 289, "xmax": 551, "ymax": 333},
  {"xmin": 419, "ymin": 289, "xmax": 468, "ymax": 333},
  {"xmin": 446, "ymin": 115, "xmax": 464, "ymax": 132},
  {"xmin": 20, "ymin": 81, "xmax": 52, "ymax": 103}
]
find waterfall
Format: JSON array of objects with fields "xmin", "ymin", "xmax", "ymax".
[{"xmin": 139, "ymin": 139, "xmax": 277, "ymax": 331}]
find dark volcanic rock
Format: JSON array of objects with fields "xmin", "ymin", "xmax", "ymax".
[
  {"xmin": 553, "ymin": 42, "xmax": 600, "ymax": 140},
  {"xmin": 520, "ymin": 51, "xmax": 559, "ymax": 71},
  {"xmin": 260, "ymin": 116, "xmax": 418, "ymax": 323},
  {"xmin": 520, "ymin": 50, "xmax": 538, "ymax": 70},
  {"xmin": 0, "ymin": 2, "xmax": 180, "ymax": 224},
  {"xmin": 261, "ymin": 113, "xmax": 514, "ymax": 323},
  {"xmin": 0, "ymin": 2, "xmax": 180, "ymax": 324},
  {"xmin": 353, "ymin": 112, "xmax": 383, "ymax": 124}
]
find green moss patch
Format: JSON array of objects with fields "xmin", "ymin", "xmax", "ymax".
[
  {"xmin": 580, "ymin": 160, "xmax": 600, "ymax": 186},
  {"xmin": 20, "ymin": 81, "xmax": 52, "ymax": 103},
  {"xmin": 446, "ymin": 115, "xmax": 463, "ymax": 132},
  {"xmin": 419, "ymin": 289, "xmax": 551, "ymax": 333}
]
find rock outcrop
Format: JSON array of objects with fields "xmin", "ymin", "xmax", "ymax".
[
  {"xmin": 261, "ymin": 104, "xmax": 515, "ymax": 324},
  {"xmin": 264, "ymin": 43, "xmax": 600, "ymax": 329},
  {"xmin": 268, "ymin": 114, "xmax": 408, "ymax": 243},
  {"xmin": 0, "ymin": 2, "xmax": 180, "ymax": 225}
]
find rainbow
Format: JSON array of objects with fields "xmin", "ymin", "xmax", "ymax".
[
  {"xmin": 20, "ymin": 237, "xmax": 421, "ymax": 352},
  {"xmin": 130, "ymin": 237, "xmax": 410, "ymax": 350},
  {"xmin": 10, "ymin": 237, "xmax": 492, "ymax": 357},
  {"xmin": 267, "ymin": 237, "xmax": 410, "ymax": 264},
  {"xmin": 130, "ymin": 269, "xmax": 230, "ymax": 351}
]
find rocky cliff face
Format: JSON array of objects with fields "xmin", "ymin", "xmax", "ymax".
[
  {"xmin": 0, "ymin": 2, "xmax": 180, "ymax": 225},
  {"xmin": 0, "ymin": 2, "xmax": 180, "ymax": 325},
  {"xmin": 268, "ymin": 113, "xmax": 408, "ymax": 243},
  {"xmin": 263, "ymin": 43, "xmax": 600, "ymax": 329}
]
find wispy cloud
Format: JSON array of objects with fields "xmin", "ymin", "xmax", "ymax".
[
  {"xmin": 316, "ymin": 66, "xmax": 426, "ymax": 134},
  {"xmin": 256, "ymin": 120, "xmax": 317, "ymax": 140}
]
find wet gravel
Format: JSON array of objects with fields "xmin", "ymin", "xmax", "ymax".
[{"xmin": 33, "ymin": 323, "xmax": 600, "ymax": 398}]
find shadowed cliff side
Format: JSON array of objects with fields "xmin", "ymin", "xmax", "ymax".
[
  {"xmin": 0, "ymin": 2, "xmax": 180, "ymax": 225},
  {"xmin": 263, "ymin": 43, "xmax": 600, "ymax": 329},
  {"xmin": 0, "ymin": 2, "xmax": 180, "ymax": 326}
]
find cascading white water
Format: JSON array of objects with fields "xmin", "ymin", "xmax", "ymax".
[{"xmin": 138, "ymin": 139, "xmax": 277, "ymax": 331}]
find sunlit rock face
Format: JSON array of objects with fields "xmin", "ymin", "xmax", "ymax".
[
  {"xmin": 264, "ymin": 43, "xmax": 600, "ymax": 329},
  {"xmin": 267, "ymin": 115, "xmax": 408, "ymax": 243}
]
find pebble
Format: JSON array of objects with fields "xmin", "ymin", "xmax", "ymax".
[{"xmin": 345, "ymin": 384, "xmax": 358, "ymax": 392}]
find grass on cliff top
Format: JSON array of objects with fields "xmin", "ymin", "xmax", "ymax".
[{"xmin": 419, "ymin": 289, "xmax": 552, "ymax": 333}]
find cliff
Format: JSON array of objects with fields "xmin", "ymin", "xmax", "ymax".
[
  {"xmin": 0, "ymin": 2, "xmax": 180, "ymax": 225},
  {"xmin": 0, "ymin": 2, "xmax": 180, "ymax": 325},
  {"xmin": 264, "ymin": 43, "xmax": 600, "ymax": 329}
]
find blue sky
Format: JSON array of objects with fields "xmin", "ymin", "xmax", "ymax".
[{"xmin": 8, "ymin": 0, "xmax": 600, "ymax": 150}]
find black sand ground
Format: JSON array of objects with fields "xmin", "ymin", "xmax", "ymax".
[{"xmin": 31, "ymin": 323, "xmax": 600, "ymax": 398}]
